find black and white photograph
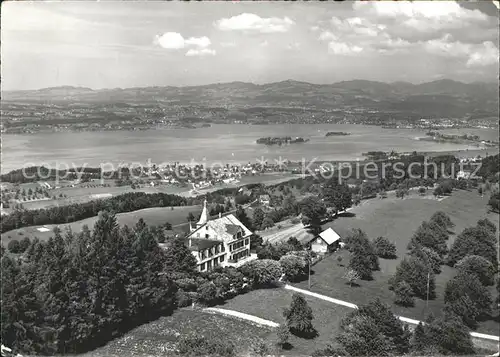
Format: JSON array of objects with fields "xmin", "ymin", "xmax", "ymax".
[{"xmin": 1, "ymin": 1, "xmax": 499, "ymax": 356}]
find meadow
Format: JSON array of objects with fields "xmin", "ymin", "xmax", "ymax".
[
  {"xmin": 76, "ymin": 308, "xmax": 272, "ymax": 357},
  {"xmin": 294, "ymin": 189, "xmax": 499, "ymax": 335},
  {"xmin": 220, "ymin": 288, "xmax": 353, "ymax": 355},
  {"xmin": 1, "ymin": 205, "xmax": 200, "ymax": 243}
]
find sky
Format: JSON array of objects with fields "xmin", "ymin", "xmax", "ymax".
[{"xmin": 1, "ymin": 1, "xmax": 499, "ymax": 90}]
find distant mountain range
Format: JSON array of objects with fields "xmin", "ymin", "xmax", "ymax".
[{"xmin": 3, "ymin": 79, "xmax": 498, "ymax": 117}]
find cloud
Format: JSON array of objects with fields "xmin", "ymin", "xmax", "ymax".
[
  {"xmin": 328, "ymin": 42, "xmax": 363, "ymax": 56},
  {"xmin": 185, "ymin": 36, "xmax": 211, "ymax": 48},
  {"xmin": 353, "ymin": 1, "xmax": 488, "ymax": 22},
  {"xmin": 155, "ymin": 32, "xmax": 216, "ymax": 56},
  {"xmin": 319, "ymin": 31, "xmax": 337, "ymax": 42},
  {"xmin": 154, "ymin": 32, "xmax": 186, "ymax": 50},
  {"xmin": 423, "ymin": 35, "xmax": 499, "ymax": 67},
  {"xmin": 185, "ymin": 48, "xmax": 216, "ymax": 57},
  {"xmin": 220, "ymin": 42, "xmax": 236, "ymax": 48},
  {"xmin": 214, "ymin": 13, "xmax": 294, "ymax": 33},
  {"xmin": 287, "ymin": 42, "xmax": 301, "ymax": 50}
]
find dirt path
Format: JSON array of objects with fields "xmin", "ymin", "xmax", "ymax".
[{"xmin": 203, "ymin": 307, "xmax": 279, "ymax": 328}]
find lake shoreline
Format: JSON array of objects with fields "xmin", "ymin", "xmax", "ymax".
[{"xmin": 2, "ymin": 124, "xmax": 498, "ymax": 174}]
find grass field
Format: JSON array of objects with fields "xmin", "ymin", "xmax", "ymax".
[
  {"xmin": 294, "ymin": 188, "xmax": 499, "ymax": 335},
  {"xmin": 77, "ymin": 308, "xmax": 273, "ymax": 357},
  {"xmin": 220, "ymin": 288, "xmax": 353, "ymax": 355},
  {"xmin": 1, "ymin": 205, "xmax": 200, "ymax": 243}
]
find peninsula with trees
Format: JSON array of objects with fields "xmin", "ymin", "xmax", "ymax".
[
  {"xmin": 325, "ymin": 131, "xmax": 351, "ymax": 137},
  {"xmin": 256, "ymin": 136, "xmax": 309, "ymax": 146}
]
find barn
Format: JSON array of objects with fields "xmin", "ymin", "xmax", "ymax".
[{"xmin": 308, "ymin": 227, "xmax": 342, "ymax": 254}]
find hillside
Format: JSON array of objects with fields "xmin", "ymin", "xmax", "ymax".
[{"xmin": 3, "ymin": 79, "xmax": 498, "ymax": 117}]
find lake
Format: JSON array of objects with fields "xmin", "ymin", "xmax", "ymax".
[{"xmin": 2, "ymin": 124, "xmax": 498, "ymax": 173}]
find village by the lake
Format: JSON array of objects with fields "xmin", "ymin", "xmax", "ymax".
[{"xmin": 1, "ymin": 1, "xmax": 499, "ymax": 357}]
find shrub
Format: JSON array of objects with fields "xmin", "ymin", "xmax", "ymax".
[
  {"xmin": 177, "ymin": 334, "xmax": 235, "ymax": 357},
  {"xmin": 372, "ymin": 236, "xmax": 397, "ymax": 259},
  {"xmin": 176, "ymin": 290, "xmax": 192, "ymax": 308},
  {"xmin": 429, "ymin": 211, "xmax": 454, "ymax": 229},
  {"xmin": 279, "ymin": 254, "xmax": 308, "ymax": 282},
  {"xmin": 276, "ymin": 323, "xmax": 290, "ymax": 349},
  {"xmin": 239, "ymin": 259, "xmax": 282, "ymax": 288},
  {"xmin": 196, "ymin": 281, "xmax": 218, "ymax": 306}
]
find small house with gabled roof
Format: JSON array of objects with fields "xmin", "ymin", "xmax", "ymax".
[{"xmin": 308, "ymin": 227, "xmax": 342, "ymax": 254}]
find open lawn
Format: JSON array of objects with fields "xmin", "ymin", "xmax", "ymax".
[
  {"xmin": 221, "ymin": 287, "xmax": 353, "ymax": 355},
  {"xmin": 295, "ymin": 189, "xmax": 499, "ymax": 335},
  {"xmin": 1, "ymin": 205, "xmax": 200, "ymax": 243},
  {"xmin": 76, "ymin": 308, "xmax": 272, "ymax": 357}
]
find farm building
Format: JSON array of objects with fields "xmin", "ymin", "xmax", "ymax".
[{"xmin": 308, "ymin": 227, "xmax": 342, "ymax": 254}]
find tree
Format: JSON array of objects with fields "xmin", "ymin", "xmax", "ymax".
[
  {"xmin": 252, "ymin": 208, "xmax": 265, "ymax": 230},
  {"xmin": 186, "ymin": 212, "xmax": 195, "ymax": 222},
  {"xmin": 164, "ymin": 236, "xmax": 197, "ymax": 274},
  {"xmin": 444, "ymin": 271, "xmax": 492, "ymax": 328},
  {"xmin": 235, "ymin": 205, "xmax": 253, "ymax": 231},
  {"xmin": 337, "ymin": 299, "xmax": 410, "ymax": 356},
  {"xmin": 7, "ymin": 240, "xmax": 21, "ymax": 254},
  {"xmin": 410, "ymin": 323, "xmax": 429, "ymax": 353},
  {"xmin": 260, "ymin": 216, "xmax": 274, "ymax": 230},
  {"xmin": 346, "ymin": 229, "xmax": 379, "ymax": 280},
  {"xmin": 409, "ymin": 245, "xmax": 443, "ymax": 274},
  {"xmin": 390, "ymin": 257, "xmax": 435, "ymax": 299},
  {"xmin": 447, "ymin": 225, "xmax": 497, "ymax": 266},
  {"xmin": 418, "ymin": 187, "xmax": 426, "ymax": 195},
  {"xmin": 407, "ymin": 221, "xmax": 448, "ymax": 258},
  {"xmin": 276, "ymin": 323, "xmax": 290, "ymax": 349},
  {"xmin": 322, "ymin": 180, "xmax": 352, "ymax": 215},
  {"xmin": 283, "ymin": 293, "xmax": 316, "ymax": 338},
  {"xmin": 488, "ymin": 192, "xmax": 499, "ymax": 212},
  {"xmin": 299, "ymin": 196, "xmax": 327, "ymax": 235},
  {"xmin": 19, "ymin": 237, "xmax": 31, "ymax": 252},
  {"xmin": 423, "ymin": 314, "xmax": 475, "ymax": 355},
  {"xmin": 455, "ymin": 255, "xmax": 496, "ymax": 286},
  {"xmin": 394, "ymin": 281, "xmax": 415, "ymax": 307},
  {"xmin": 429, "ymin": 211, "xmax": 454, "ymax": 230},
  {"xmin": 372, "ymin": 236, "xmax": 396, "ymax": 259},
  {"xmin": 250, "ymin": 234, "xmax": 263, "ymax": 251},
  {"xmin": 343, "ymin": 268, "xmax": 360, "ymax": 287}
]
